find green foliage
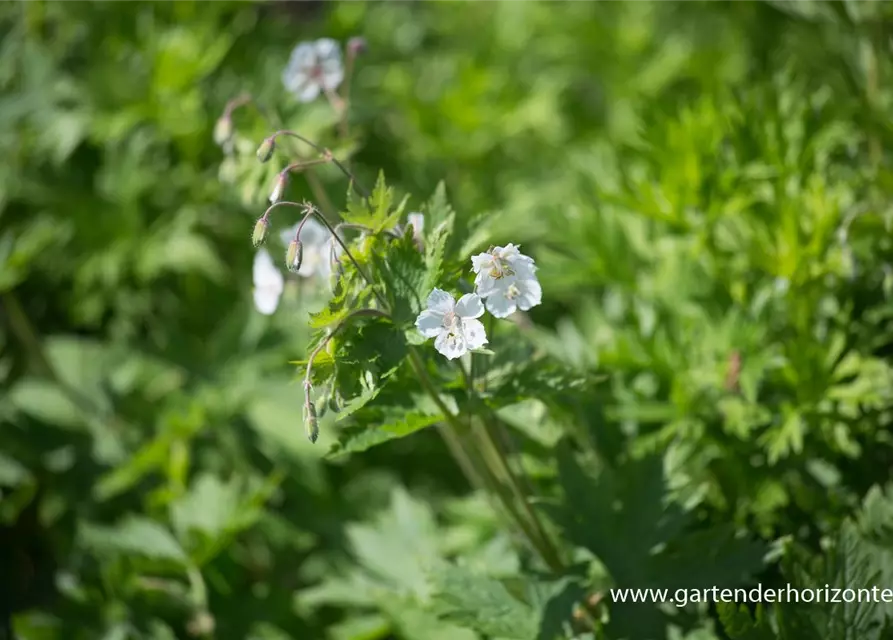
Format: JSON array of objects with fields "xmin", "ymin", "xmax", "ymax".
[{"xmin": 4, "ymin": 2, "xmax": 893, "ymax": 640}]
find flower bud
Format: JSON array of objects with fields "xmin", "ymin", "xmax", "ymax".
[
  {"xmin": 252, "ymin": 217, "xmax": 270, "ymax": 247},
  {"xmin": 256, "ymin": 137, "xmax": 276, "ymax": 163},
  {"xmin": 286, "ymin": 239, "xmax": 303, "ymax": 274},
  {"xmin": 304, "ymin": 401, "xmax": 319, "ymax": 443},
  {"xmin": 269, "ymin": 172, "xmax": 288, "ymax": 204},
  {"xmin": 347, "ymin": 36, "xmax": 367, "ymax": 56},
  {"xmin": 213, "ymin": 114, "xmax": 233, "ymax": 146}
]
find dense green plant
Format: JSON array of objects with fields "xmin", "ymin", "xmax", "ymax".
[{"xmin": 3, "ymin": 2, "xmax": 893, "ymax": 640}]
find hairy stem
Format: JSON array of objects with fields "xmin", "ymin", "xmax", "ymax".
[
  {"xmin": 268, "ymin": 130, "xmax": 368, "ymax": 198},
  {"xmin": 408, "ymin": 348, "xmax": 561, "ymax": 570}
]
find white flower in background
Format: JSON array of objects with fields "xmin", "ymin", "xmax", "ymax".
[
  {"xmin": 415, "ymin": 289, "xmax": 488, "ymax": 360},
  {"xmin": 471, "ymin": 243, "xmax": 542, "ymax": 318},
  {"xmin": 253, "ymin": 248, "xmax": 284, "ymax": 315},
  {"xmin": 406, "ymin": 211, "xmax": 425, "ymax": 250},
  {"xmin": 282, "ymin": 38, "xmax": 344, "ymax": 103},
  {"xmin": 279, "ymin": 218, "xmax": 337, "ymax": 279},
  {"xmin": 407, "ymin": 212, "xmax": 424, "ymax": 237}
]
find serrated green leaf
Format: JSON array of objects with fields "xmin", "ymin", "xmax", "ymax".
[
  {"xmin": 716, "ymin": 602, "xmax": 776, "ymax": 640},
  {"xmin": 422, "ymin": 181, "xmax": 455, "ymax": 230},
  {"xmin": 346, "ymin": 486, "xmax": 440, "ymax": 597},
  {"xmin": 327, "ymin": 411, "xmax": 443, "ymax": 457},
  {"xmin": 376, "ymin": 232, "xmax": 427, "ymax": 326},
  {"xmin": 80, "ymin": 517, "xmax": 187, "ymax": 564},
  {"xmin": 336, "ymin": 365, "xmax": 400, "ymax": 422},
  {"xmin": 428, "ymin": 563, "xmax": 539, "ymax": 640},
  {"xmin": 422, "ymin": 212, "xmax": 454, "ymax": 295}
]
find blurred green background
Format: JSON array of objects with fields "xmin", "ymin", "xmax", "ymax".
[{"xmin": 4, "ymin": 1, "xmax": 893, "ymax": 639}]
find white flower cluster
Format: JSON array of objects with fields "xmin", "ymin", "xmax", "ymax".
[
  {"xmin": 416, "ymin": 244, "xmax": 541, "ymax": 360},
  {"xmin": 282, "ymin": 38, "xmax": 345, "ymax": 103}
]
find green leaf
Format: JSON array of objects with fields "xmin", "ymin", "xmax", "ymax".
[
  {"xmin": 376, "ymin": 231, "xmax": 427, "ymax": 326},
  {"xmin": 79, "ymin": 517, "xmax": 188, "ymax": 564},
  {"xmin": 428, "ymin": 563, "xmax": 539, "ymax": 640},
  {"xmin": 422, "ymin": 181, "xmax": 455, "ymax": 232},
  {"xmin": 9, "ymin": 378, "xmax": 85, "ymax": 429},
  {"xmin": 0, "ymin": 450, "xmax": 31, "ymax": 485},
  {"xmin": 421, "ymin": 212, "xmax": 455, "ymax": 295},
  {"xmin": 308, "ymin": 305, "xmax": 353, "ymax": 329},
  {"xmin": 327, "ymin": 411, "xmax": 443, "ymax": 457},
  {"xmin": 544, "ymin": 446, "xmax": 767, "ymax": 639},
  {"xmin": 716, "ymin": 603, "xmax": 777, "ymax": 640},
  {"xmin": 346, "ymin": 486, "xmax": 440, "ymax": 597}
]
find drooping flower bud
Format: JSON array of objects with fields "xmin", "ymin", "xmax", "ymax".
[
  {"xmin": 256, "ymin": 136, "xmax": 276, "ymax": 163},
  {"xmin": 213, "ymin": 114, "xmax": 233, "ymax": 147},
  {"xmin": 304, "ymin": 401, "xmax": 319, "ymax": 443},
  {"xmin": 347, "ymin": 36, "xmax": 367, "ymax": 57},
  {"xmin": 252, "ymin": 217, "xmax": 270, "ymax": 247},
  {"xmin": 286, "ymin": 239, "xmax": 303, "ymax": 274},
  {"xmin": 269, "ymin": 172, "xmax": 288, "ymax": 204}
]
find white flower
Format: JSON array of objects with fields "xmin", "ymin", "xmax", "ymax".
[
  {"xmin": 471, "ymin": 243, "xmax": 542, "ymax": 318},
  {"xmin": 279, "ymin": 218, "xmax": 338, "ymax": 279},
  {"xmin": 253, "ymin": 248, "xmax": 284, "ymax": 315},
  {"xmin": 415, "ymin": 289, "xmax": 488, "ymax": 360},
  {"xmin": 282, "ymin": 38, "xmax": 344, "ymax": 103},
  {"xmin": 407, "ymin": 212, "xmax": 424, "ymax": 237},
  {"xmin": 403, "ymin": 211, "xmax": 425, "ymax": 251}
]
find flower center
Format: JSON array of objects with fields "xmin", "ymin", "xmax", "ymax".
[
  {"xmin": 487, "ymin": 257, "xmax": 515, "ymax": 280},
  {"xmin": 505, "ymin": 283, "xmax": 521, "ymax": 300},
  {"xmin": 442, "ymin": 310, "xmax": 459, "ymax": 330}
]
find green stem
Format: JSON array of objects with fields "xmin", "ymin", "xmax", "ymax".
[
  {"xmin": 455, "ymin": 357, "xmax": 563, "ymax": 572},
  {"xmin": 407, "ymin": 348, "xmax": 559, "ymax": 568},
  {"xmin": 225, "ymin": 95, "xmax": 341, "ymax": 217},
  {"xmin": 473, "ymin": 410, "xmax": 564, "ymax": 572},
  {"xmin": 269, "ymin": 130, "xmax": 368, "ymax": 198}
]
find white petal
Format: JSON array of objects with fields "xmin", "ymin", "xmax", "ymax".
[
  {"xmin": 461, "ymin": 318, "xmax": 488, "ymax": 351},
  {"xmin": 407, "ymin": 212, "xmax": 425, "ymax": 235},
  {"xmin": 295, "ymin": 80, "xmax": 321, "ymax": 103},
  {"xmin": 253, "ymin": 286, "xmax": 281, "ymax": 315},
  {"xmin": 435, "ymin": 330, "xmax": 467, "ymax": 360},
  {"xmin": 485, "ymin": 293, "xmax": 517, "ymax": 319},
  {"xmin": 426, "ymin": 289, "xmax": 455, "ymax": 314},
  {"xmin": 455, "ymin": 293, "xmax": 484, "ymax": 319},
  {"xmin": 313, "ymin": 38, "xmax": 341, "ymax": 61},
  {"xmin": 253, "ymin": 249, "xmax": 284, "ymax": 292},
  {"xmin": 283, "ymin": 70, "xmax": 309, "ymax": 94},
  {"xmin": 314, "ymin": 39, "xmax": 344, "ymax": 90},
  {"xmin": 508, "ymin": 256, "xmax": 536, "ymax": 279},
  {"xmin": 474, "ymin": 273, "xmax": 499, "ymax": 298},
  {"xmin": 471, "ymin": 253, "xmax": 493, "ymax": 274},
  {"xmin": 416, "ymin": 310, "xmax": 445, "ymax": 338},
  {"xmin": 282, "ymin": 43, "xmax": 315, "ymax": 88},
  {"xmin": 320, "ymin": 65, "xmax": 344, "ymax": 91},
  {"xmin": 516, "ymin": 277, "xmax": 542, "ymax": 311}
]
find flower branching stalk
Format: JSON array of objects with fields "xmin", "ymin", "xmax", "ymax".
[
  {"xmin": 259, "ymin": 130, "xmax": 368, "ymax": 198},
  {"xmin": 240, "ymin": 120, "xmax": 564, "ymax": 572}
]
